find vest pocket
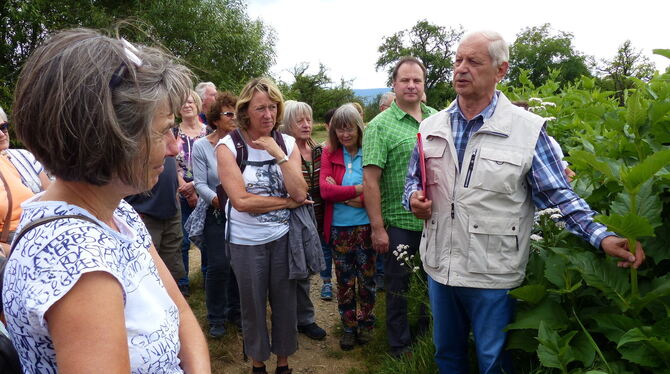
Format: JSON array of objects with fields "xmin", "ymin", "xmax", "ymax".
[
  {"xmin": 470, "ymin": 147, "xmax": 523, "ymax": 194},
  {"xmin": 467, "ymin": 216, "xmax": 520, "ymax": 274},
  {"xmin": 419, "ymin": 217, "xmax": 440, "ymax": 268}
]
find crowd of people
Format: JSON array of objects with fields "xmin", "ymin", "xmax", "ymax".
[{"xmin": 0, "ymin": 27, "xmax": 646, "ymax": 374}]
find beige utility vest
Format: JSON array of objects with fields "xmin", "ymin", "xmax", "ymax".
[{"xmin": 418, "ymin": 93, "xmax": 544, "ymax": 289}]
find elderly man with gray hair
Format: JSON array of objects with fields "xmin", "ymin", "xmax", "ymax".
[
  {"xmin": 403, "ymin": 30, "xmax": 645, "ymax": 373},
  {"xmin": 378, "ymin": 91, "xmax": 395, "ymax": 112},
  {"xmin": 195, "ymin": 81, "xmax": 217, "ymax": 125}
]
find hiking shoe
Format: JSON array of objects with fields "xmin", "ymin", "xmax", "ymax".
[
  {"xmin": 320, "ymin": 282, "xmax": 333, "ymax": 300},
  {"xmin": 298, "ymin": 322, "xmax": 327, "ymax": 340},
  {"xmin": 390, "ymin": 345, "xmax": 413, "ymax": 359},
  {"xmin": 357, "ymin": 328, "xmax": 373, "ymax": 345},
  {"xmin": 340, "ymin": 330, "xmax": 356, "ymax": 351},
  {"xmin": 209, "ymin": 324, "xmax": 226, "ymax": 338}
]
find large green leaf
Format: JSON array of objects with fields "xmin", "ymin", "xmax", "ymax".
[
  {"xmin": 536, "ymin": 321, "xmax": 577, "ymax": 370},
  {"xmin": 544, "ymin": 250, "xmax": 570, "ymax": 288},
  {"xmin": 506, "ymin": 298, "xmax": 569, "ymax": 331},
  {"xmin": 591, "ymin": 314, "xmax": 639, "ymax": 343},
  {"xmin": 552, "ymin": 248, "xmax": 630, "ymax": 310},
  {"xmin": 653, "ymin": 49, "xmax": 670, "ymax": 59},
  {"xmin": 618, "ymin": 326, "xmax": 670, "ymax": 367},
  {"xmin": 649, "ymin": 101, "xmax": 670, "ymax": 124},
  {"xmin": 622, "ymin": 148, "xmax": 670, "ymax": 192},
  {"xmin": 572, "ymin": 331, "xmax": 596, "ymax": 367},
  {"xmin": 509, "ymin": 284, "xmax": 546, "ymax": 304},
  {"xmin": 596, "ymin": 213, "xmax": 655, "ymax": 240},
  {"xmin": 610, "ymin": 180, "xmax": 663, "ymax": 229},
  {"xmin": 626, "ymin": 91, "xmax": 647, "ymax": 130},
  {"xmin": 632, "ymin": 275, "xmax": 670, "ymax": 314},
  {"xmin": 568, "ymin": 150, "xmax": 618, "ymax": 180}
]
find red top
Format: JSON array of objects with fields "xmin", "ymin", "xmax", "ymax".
[{"xmin": 319, "ymin": 145, "xmax": 365, "ymax": 243}]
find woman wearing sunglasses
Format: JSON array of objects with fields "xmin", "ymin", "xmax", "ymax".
[
  {"xmin": 190, "ymin": 91, "xmax": 241, "ymax": 338},
  {"xmin": 0, "ymin": 106, "xmax": 51, "ymax": 255}
]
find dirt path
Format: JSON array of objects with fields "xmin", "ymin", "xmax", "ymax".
[{"xmin": 187, "ymin": 249, "xmax": 366, "ymax": 374}]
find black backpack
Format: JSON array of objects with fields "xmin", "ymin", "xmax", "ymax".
[{"xmin": 215, "ymin": 128, "xmax": 288, "ymax": 206}]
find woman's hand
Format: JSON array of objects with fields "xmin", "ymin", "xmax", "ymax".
[
  {"xmin": 212, "ymin": 196, "xmax": 221, "ymax": 210},
  {"xmin": 178, "ymin": 181, "xmax": 196, "ymax": 196},
  {"xmin": 252, "ymin": 136, "xmax": 285, "ymax": 160},
  {"xmin": 286, "ymin": 197, "xmax": 314, "ymax": 209},
  {"xmin": 325, "ymin": 176, "xmax": 337, "ymax": 185},
  {"xmin": 344, "ymin": 196, "xmax": 363, "ymax": 208}
]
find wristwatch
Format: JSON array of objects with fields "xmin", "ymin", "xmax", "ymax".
[{"xmin": 276, "ymin": 155, "xmax": 289, "ymax": 165}]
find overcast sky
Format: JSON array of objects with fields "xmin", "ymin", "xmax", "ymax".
[{"xmin": 247, "ymin": 0, "xmax": 669, "ymax": 89}]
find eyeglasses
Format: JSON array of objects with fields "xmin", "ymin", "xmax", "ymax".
[
  {"xmin": 221, "ymin": 112, "xmax": 235, "ymax": 118},
  {"xmin": 335, "ymin": 127, "xmax": 356, "ymax": 135},
  {"xmin": 0, "ymin": 122, "xmax": 8, "ymax": 134}
]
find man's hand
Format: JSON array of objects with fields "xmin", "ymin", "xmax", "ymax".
[
  {"xmin": 410, "ymin": 191, "xmax": 432, "ymax": 220},
  {"xmin": 601, "ymin": 236, "xmax": 645, "ymax": 269},
  {"xmin": 371, "ymin": 226, "xmax": 389, "ymax": 254}
]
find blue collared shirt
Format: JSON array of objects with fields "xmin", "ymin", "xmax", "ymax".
[{"xmin": 403, "ymin": 91, "xmax": 614, "ymax": 249}]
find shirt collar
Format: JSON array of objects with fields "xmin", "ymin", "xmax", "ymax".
[
  {"xmin": 389, "ymin": 100, "xmax": 433, "ymax": 122},
  {"xmin": 448, "ymin": 90, "xmax": 500, "ymax": 122}
]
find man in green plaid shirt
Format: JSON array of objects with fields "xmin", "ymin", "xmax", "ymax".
[{"xmin": 363, "ymin": 56, "xmax": 437, "ymax": 357}]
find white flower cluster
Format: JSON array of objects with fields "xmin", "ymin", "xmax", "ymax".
[
  {"xmin": 534, "ymin": 207, "xmax": 566, "ymax": 231},
  {"xmin": 527, "ymin": 97, "xmax": 557, "ymax": 114},
  {"xmin": 530, "ymin": 234, "xmax": 544, "ymax": 241},
  {"xmin": 393, "ymin": 244, "xmax": 420, "ymax": 273}
]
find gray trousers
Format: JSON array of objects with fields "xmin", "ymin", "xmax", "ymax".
[
  {"xmin": 296, "ymin": 277, "xmax": 315, "ymax": 326},
  {"xmin": 228, "ymin": 234, "xmax": 297, "ymax": 361},
  {"xmin": 141, "ymin": 210, "xmax": 187, "ymax": 283}
]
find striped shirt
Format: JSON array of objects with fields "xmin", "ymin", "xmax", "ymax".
[
  {"xmin": 5, "ymin": 149, "xmax": 45, "ymax": 194},
  {"xmin": 302, "ymin": 144, "xmax": 324, "ymax": 236},
  {"xmin": 403, "ymin": 92, "xmax": 614, "ymax": 249}
]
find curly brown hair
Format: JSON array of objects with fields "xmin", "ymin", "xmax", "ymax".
[{"xmin": 206, "ymin": 91, "xmax": 237, "ymax": 128}]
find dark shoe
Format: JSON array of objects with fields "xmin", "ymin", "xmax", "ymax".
[
  {"xmin": 320, "ymin": 282, "xmax": 333, "ymax": 301},
  {"xmin": 357, "ymin": 328, "xmax": 373, "ymax": 345},
  {"xmin": 252, "ymin": 364, "xmax": 267, "ymax": 374},
  {"xmin": 209, "ymin": 324, "xmax": 226, "ymax": 338},
  {"xmin": 178, "ymin": 284, "xmax": 190, "ymax": 298},
  {"xmin": 298, "ymin": 322, "xmax": 326, "ymax": 340},
  {"xmin": 390, "ymin": 345, "xmax": 412, "ymax": 359},
  {"xmin": 275, "ymin": 365, "xmax": 292, "ymax": 374},
  {"xmin": 340, "ymin": 330, "xmax": 356, "ymax": 351}
]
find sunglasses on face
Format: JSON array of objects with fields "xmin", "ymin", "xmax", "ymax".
[
  {"xmin": 221, "ymin": 112, "xmax": 235, "ymax": 118},
  {"xmin": 0, "ymin": 122, "xmax": 8, "ymax": 134}
]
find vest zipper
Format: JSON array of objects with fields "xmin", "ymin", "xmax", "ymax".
[
  {"xmin": 463, "ymin": 149, "xmax": 477, "ymax": 188},
  {"xmin": 451, "ymin": 202, "xmax": 455, "ymax": 219}
]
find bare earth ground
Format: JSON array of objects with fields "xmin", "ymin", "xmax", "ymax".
[{"xmin": 186, "ymin": 247, "xmax": 367, "ymax": 374}]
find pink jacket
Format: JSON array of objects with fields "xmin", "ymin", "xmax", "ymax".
[{"xmin": 320, "ymin": 145, "xmax": 365, "ymax": 243}]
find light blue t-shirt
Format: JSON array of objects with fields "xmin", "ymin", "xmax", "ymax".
[{"xmin": 333, "ymin": 147, "xmax": 369, "ymax": 227}]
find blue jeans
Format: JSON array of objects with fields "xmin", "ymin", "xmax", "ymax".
[
  {"xmin": 428, "ymin": 277, "xmax": 514, "ymax": 374},
  {"xmin": 203, "ymin": 207, "xmax": 240, "ymax": 325},
  {"xmin": 178, "ymin": 196, "xmax": 206, "ymax": 286},
  {"xmin": 319, "ymin": 238, "xmax": 333, "ymax": 281}
]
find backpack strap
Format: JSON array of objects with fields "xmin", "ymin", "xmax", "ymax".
[
  {"xmin": 8, "ymin": 214, "xmax": 102, "ymax": 258},
  {"xmin": 230, "ymin": 129, "xmax": 248, "ymax": 173},
  {"xmin": 272, "ymin": 129, "xmax": 288, "ymax": 156}
]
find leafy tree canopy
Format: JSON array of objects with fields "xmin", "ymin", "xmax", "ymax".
[
  {"xmin": 597, "ymin": 40, "xmax": 656, "ymax": 105},
  {"xmin": 0, "ymin": 0, "xmax": 275, "ymax": 112},
  {"xmin": 508, "ymin": 23, "xmax": 591, "ymax": 88},
  {"xmin": 376, "ymin": 19, "xmax": 463, "ymax": 109},
  {"xmin": 280, "ymin": 63, "xmax": 359, "ymax": 122}
]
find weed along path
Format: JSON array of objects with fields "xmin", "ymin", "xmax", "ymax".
[{"xmin": 186, "ymin": 248, "xmax": 368, "ymax": 374}]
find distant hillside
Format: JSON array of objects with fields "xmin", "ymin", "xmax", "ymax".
[{"xmin": 353, "ymin": 88, "xmax": 392, "ymax": 104}]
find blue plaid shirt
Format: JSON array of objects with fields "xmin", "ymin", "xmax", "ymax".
[{"xmin": 403, "ymin": 91, "xmax": 614, "ymax": 249}]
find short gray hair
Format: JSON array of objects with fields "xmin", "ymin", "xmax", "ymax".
[
  {"xmin": 461, "ymin": 30, "xmax": 509, "ymax": 67},
  {"xmin": 0, "ymin": 106, "xmax": 6, "ymax": 123},
  {"xmin": 282, "ymin": 100, "xmax": 315, "ymax": 147},
  {"xmin": 12, "ymin": 28, "xmax": 192, "ymax": 189},
  {"xmin": 379, "ymin": 92, "xmax": 395, "ymax": 107},
  {"xmin": 195, "ymin": 82, "xmax": 216, "ymax": 101}
]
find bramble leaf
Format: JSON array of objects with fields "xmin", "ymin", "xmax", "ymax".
[
  {"xmin": 568, "ymin": 150, "xmax": 618, "ymax": 180},
  {"xmin": 595, "ymin": 213, "xmax": 655, "ymax": 240},
  {"xmin": 653, "ymin": 49, "xmax": 670, "ymax": 59},
  {"xmin": 509, "ymin": 284, "xmax": 546, "ymax": 304},
  {"xmin": 506, "ymin": 298, "xmax": 569, "ymax": 331},
  {"xmin": 621, "ymin": 148, "xmax": 670, "ymax": 192},
  {"xmin": 591, "ymin": 314, "xmax": 639, "ymax": 343}
]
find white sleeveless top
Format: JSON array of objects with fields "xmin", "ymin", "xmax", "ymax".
[{"xmin": 2, "ymin": 196, "xmax": 183, "ymax": 374}]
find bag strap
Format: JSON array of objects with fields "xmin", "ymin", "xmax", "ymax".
[
  {"xmin": 8, "ymin": 214, "xmax": 102, "ymax": 258},
  {"xmin": 0, "ymin": 169, "xmax": 12, "ymax": 244}
]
